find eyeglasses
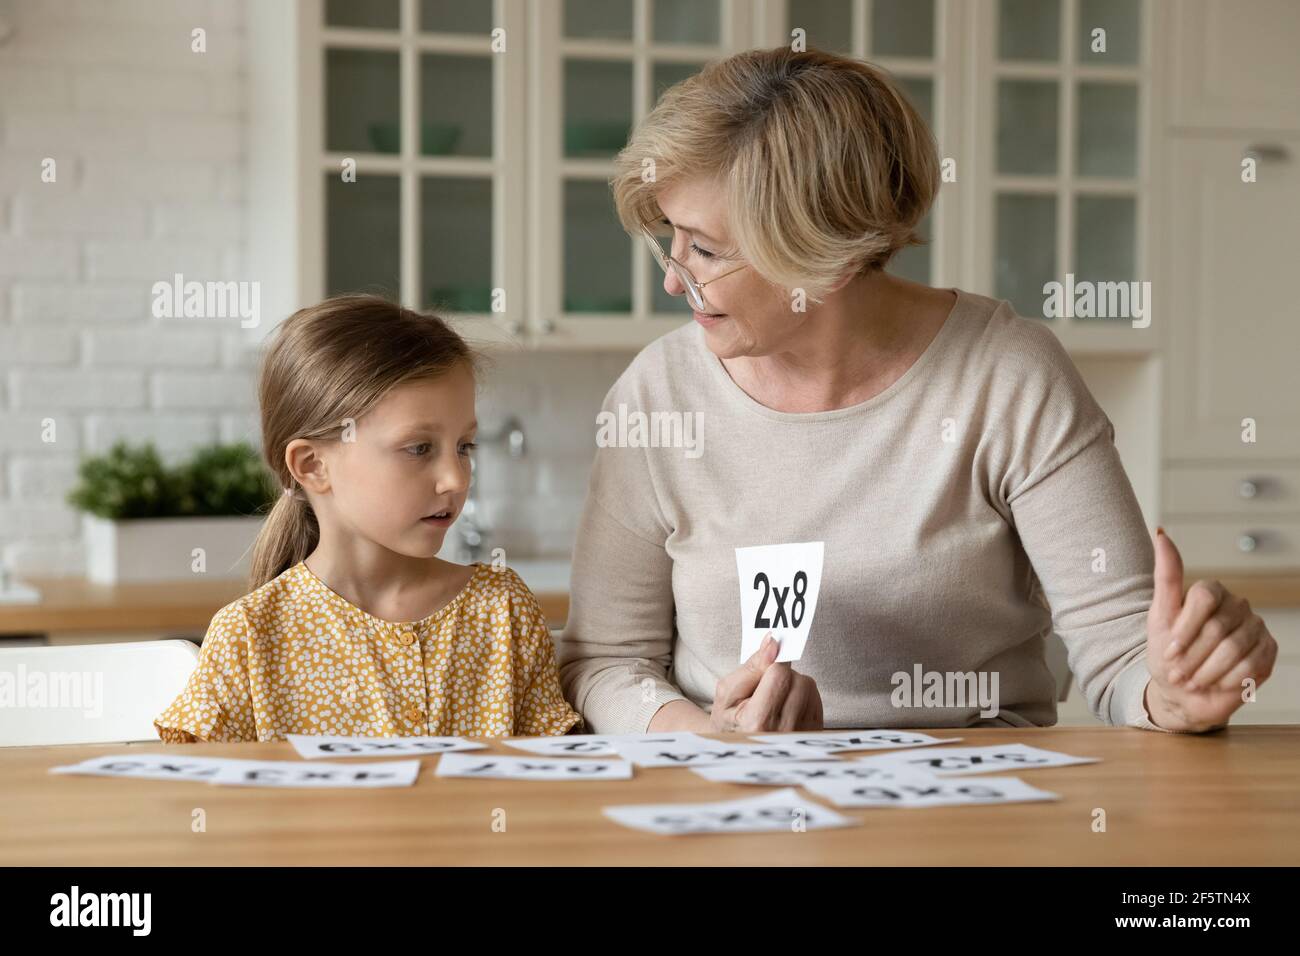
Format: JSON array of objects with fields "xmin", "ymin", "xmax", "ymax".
[{"xmin": 638, "ymin": 217, "xmax": 748, "ymax": 314}]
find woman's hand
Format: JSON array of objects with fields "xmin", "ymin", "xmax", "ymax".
[
  {"xmin": 1144, "ymin": 527, "xmax": 1278, "ymax": 732},
  {"xmin": 710, "ymin": 634, "xmax": 824, "ymax": 733}
]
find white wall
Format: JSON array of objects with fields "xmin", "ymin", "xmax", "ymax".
[
  {"xmin": 0, "ymin": 0, "xmax": 250, "ymax": 574},
  {"xmin": 0, "ymin": 0, "xmax": 635, "ymax": 575}
]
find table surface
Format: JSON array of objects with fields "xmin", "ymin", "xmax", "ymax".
[{"xmin": 3, "ymin": 725, "xmax": 1297, "ymax": 866}]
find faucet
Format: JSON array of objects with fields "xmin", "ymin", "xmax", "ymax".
[{"xmin": 453, "ymin": 416, "xmax": 525, "ymax": 564}]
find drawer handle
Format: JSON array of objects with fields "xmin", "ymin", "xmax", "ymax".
[
  {"xmin": 1237, "ymin": 533, "xmax": 1259, "ymax": 553},
  {"xmin": 1238, "ymin": 480, "xmax": 1259, "ymax": 499},
  {"xmin": 1244, "ymin": 142, "xmax": 1290, "ymax": 163}
]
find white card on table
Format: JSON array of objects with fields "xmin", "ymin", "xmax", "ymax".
[
  {"xmin": 209, "ymin": 758, "xmax": 421, "ymax": 788},
  {"xmin": 692, "ymin": 760, "xmax": 940, "ymax": 787},
  {"xmin": 50, "ymin": 753, "xmax": 236, "ymax": 783},
  {"xmin": 610, "ymin": 737, "xmax": 840, "ymax": 768},
  {"xmin": 802, "ymin": 772, "xmax": 1060, "ymax": 808},
  {"xmin": 502, "ymin": 733, "xmax": 708, "ymax": 757},
  {"xmin": 603, "ymin": 787, "xmax": 857, "ymax": 836},
  {"xmin": 854, "ymin": 743, "xmax": 1100, "ymax": 776},
  {"xmin": 749, "ymin": 730, "xmax": 963, "ymax": 753},
  {"xmin": 434, "ymin": 751, "xmax": 634, "ymax": 780},
  {"xmin": 286, "ymin": 734, "xmax": 486, "ymax": 759},
  {"xmin": 735, "ymin": 541, "xmax": 824, "ymax": 663}
]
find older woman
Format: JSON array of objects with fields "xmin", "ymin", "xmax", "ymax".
[{"xmin": 557, "ymin": 46, "xmax": 1276, "ymax": 736}]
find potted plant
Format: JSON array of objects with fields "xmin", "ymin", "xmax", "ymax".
[{"xmin": 68, "ymin": 441, "xmax": 276, "ymax": 584}]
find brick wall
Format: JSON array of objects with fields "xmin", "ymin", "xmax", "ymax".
[{"xmin": 0, "ymin": 0, "xmax": 633, "ymax": 576}]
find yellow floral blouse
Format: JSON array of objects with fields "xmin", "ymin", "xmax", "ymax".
[{"xmin": 154, "ymin": 562, "xmax": 584, "ymax": 742}]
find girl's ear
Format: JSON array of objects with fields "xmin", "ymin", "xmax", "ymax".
[{"xmin": 285, "ymin": 438, "xmax": 330, "ymax": 495}]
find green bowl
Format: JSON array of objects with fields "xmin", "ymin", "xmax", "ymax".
[
  {"xmin": 367, "ymin": 122, "xmax": 463, "ymax": 155},
  {"xmin": 564, "ymin": 121, "xmax": 630, "ymax": 156},
  {"xmin": 430, "ymin": 286, "xmax": 493, "ymax": 313}
]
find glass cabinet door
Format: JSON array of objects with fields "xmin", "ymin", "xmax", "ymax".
[
  {"xmin": 534, "ymin": 0, "xmax": 747, "ymax": 344},
  {"xmin": 319, "ymin": 0, "xmax": 520, "ymax": 334},
  {"xmin": 991, "ymin": 0, "xmax": 1144, "ymax": 322},
  {"xmin": 784, "ymin": 0, "xmax": 941, "ymax": 286}
]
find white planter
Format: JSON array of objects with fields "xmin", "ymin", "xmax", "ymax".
[{"xmin": 83, "ymin": 514, "xmax": 265, "ymax": 584}]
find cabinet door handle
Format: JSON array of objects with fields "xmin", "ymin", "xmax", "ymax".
[
  {"xmin": 1237, "ymin": 533, "xmax": 1260, "ymax": 553},
  {"xmin": 1243, "ymin": 143, "xmax": 1290, "ymax": 163},
  {"xmin": 1238, "ymin": 479, "xmax": 1259, "ymax": 499}
]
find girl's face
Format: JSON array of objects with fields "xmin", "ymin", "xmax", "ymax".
[
  {"xmin": 298, "ymin": 363, "xmax": 478, "ymax": 560},
  {"xmin": 655, "ymin": 177, "xmax": 813, "ymax": 360}
]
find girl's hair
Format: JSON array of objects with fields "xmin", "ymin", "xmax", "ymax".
[
  {"xmin": 248, "ymin": 294, "xmax": 477, "ymax": 589},
  {"xmin": 611, "ymin": 46, "xmax": 938, "ymax": 302}
]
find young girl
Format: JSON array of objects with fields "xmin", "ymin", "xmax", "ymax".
[{"xmin": 155, "ymin": 294, "xmax": 584, "ymax": 742}]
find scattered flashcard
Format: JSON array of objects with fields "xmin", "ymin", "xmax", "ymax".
[
  {"xmin": 603, "ymin": 787, "xmax": 857, "ymax": 836},
  {"xmin": 735, "ymin": 541, "xmax": 824, "ymax": 663},
  {"xmin": 286, "ymin": 734, "xmax": 487, "ymax": 759},
  {"xmin": 854, "ymin": 743, "xmax": 1100, "ymax": 777},
  {"xmin": 434, "ymin": 751, "xmax": 633, "ymax": 780},
  {"xmin": 50, "ymin": 753, "xmax": 235, "ymax": 784},
  {"xmin": 802, "ymin": 773, "xmax": 1060, "ymax": 808},
  {"xmin": 48, "ymin": 753, "xmax": 420, "ymax": 788},
  {"xmin": 610, "ymin": 737, "xmax": 840, "ymax": 768},
  {"xmin": 749, "ymin": 730, "xmax": 963, "ymax": 753},
  {"xmin": 692, "ymin": 760, "xmax": 940, "ymax": 787},
  {"xmin": 209, "ymin": 758, "xmax": 420, "ymax": 789},
  {"xmin": 502, "ymin": 733, "xmax": 709, "ymax": 757}
]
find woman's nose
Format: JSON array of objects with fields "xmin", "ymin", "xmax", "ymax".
[{"xmin": 663, "ymin": 267, "xmax": 686, "ymax": 298}]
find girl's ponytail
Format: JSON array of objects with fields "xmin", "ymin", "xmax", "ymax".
[{"xmin": 248, "ymin": 486, "xmax": 319, "ymax": 590}]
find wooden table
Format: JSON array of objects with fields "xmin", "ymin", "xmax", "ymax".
[{"xmin": 3, "ymin": 726, "xmax": 1297, "ymax": 866}]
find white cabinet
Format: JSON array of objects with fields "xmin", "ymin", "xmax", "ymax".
[
  {"xmin": 248, "ymin": 0, "xmax": 1174, "ymax": 356},
  {"xmin": 1161, "ymin": 133, "xmax": 1300, "ymax": 466},
  {"xmin": 1169, "ymin": 0, "xmax": 1300, "ymax": 130},
  {"xmin": 1159, "ymin": 15, "xmax": 1300, "ymax": 572}
]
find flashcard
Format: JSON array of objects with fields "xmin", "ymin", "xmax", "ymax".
[
  {"xmin": 208, "ymin": 758, "xmax": 421, "ymax": 789},
  {"xmin": 610, "ymin": 737, "xmax": 841, "ymax": 768},
  {"xmin": 854, "ymin": 743, "xmax": 1100, "ymax": 776},
  {"xmin": 692, "ymin": 760, "xmax": 941, "ymax": 787},
  {"xmin": 802, "ymin": 773, "xmax": 1060, "ymax": 808},
  {"xmin": 50, "ymin": 753, "xmax": 236, "ymax": 783},
  {"xmin": 434, "ymin": 751, "xmax": 634, "ymax": 780},
  {"xmin": 603, "ymin": 787, "xmax": 857, "ymax": 836},
  {"xmin": 48, "ymin": 753, "xmax": 422, "ymax": 788},
  {"xmin": 749, "ymin": 730, "xmax": 963, "ymax": 753},
  {"xmin": 735, "ymin": 541, "xmax": 824, "ymax": 663},
  {"xmin": 286, "ymin": 734, "xmax": 487, "ymax": 759},
  {"xmin": 502, "ymin": 733, "xmax": 710, "ymax": 757}
]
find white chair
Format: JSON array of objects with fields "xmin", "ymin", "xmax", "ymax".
[{"xmin": 0, "ymin": 640, "xmax": 200, "ymax": 746}]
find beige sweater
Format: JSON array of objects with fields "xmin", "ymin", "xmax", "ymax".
[{"xmin": 558, "ymin": 288, "xmax": 1171, "ymax": 735}]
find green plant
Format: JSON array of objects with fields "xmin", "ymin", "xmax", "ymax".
[
  {"xmin": 67, "ymin": 441, "xmax": 276, "ymax": 520},
  {"xmin": 174, "ymin": 443, "xmax": 279, "ymax": 517}
]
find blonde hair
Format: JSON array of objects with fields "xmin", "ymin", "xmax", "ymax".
[
  {"xmin": 611, "ymin": 46, "xmax": 938, "ymax": 302},
  {"xmin": 248, "ymin": 294, "xmax": 477, "ymax": 589}
]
